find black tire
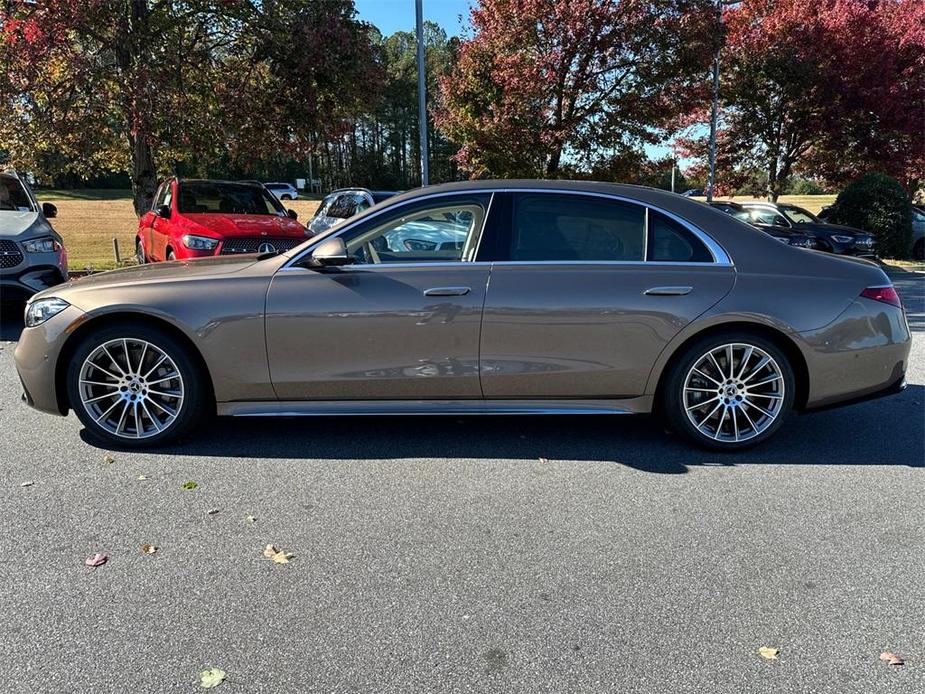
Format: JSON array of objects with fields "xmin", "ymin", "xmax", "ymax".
[
  {"xmin": 135, "ymin": 237, "xmax": 146, "ymax": 264},
  {"xmin": 66, "ymin": 322, "xmax": 208, "ymax": 447},
  {"xmin": 167, "ymin": 248, "xmax": 176, "ymax": 261},
  {"xmin": 914, "ymin": 238, "xmax": 924, "ymax": 261},
  {"xmin": 281, "ymin": 194, "xmax": 292, "ymax": 201},
  {"xmin": 662, "ymin": 332, "xmax": 796, "ymax": 451}
]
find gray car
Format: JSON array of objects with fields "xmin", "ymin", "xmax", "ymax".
[
  {"xmin": 14, "ymin": 180, "xmax": 910, "ymax": 451},
  {"xmin": 0, "ymin": 171, "xmax": 68, "ymax": 302}
]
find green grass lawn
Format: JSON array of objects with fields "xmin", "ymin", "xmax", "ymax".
[{"xmin": 36, "ymin": 189, "xmax": 134, "ymax": 202}]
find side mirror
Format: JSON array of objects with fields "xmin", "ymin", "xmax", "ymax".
[
  {"xmin": 287, "ymin": 209, "xmax": 298, "ymax": 220},
  {"xmin": 156, "ymin": 204, "xmax": 171, "ymax": 218},
  {"xmin": 306, "ymin": 237, "xmax": 353, "ymax": 267},
  {"xmin": 41, "ymin": 202, "xmax": 57, "ymax": 218}
]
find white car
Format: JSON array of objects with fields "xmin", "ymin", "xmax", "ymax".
[{"xmin": 264, "ymin": 182, "xmax": 299, "ymax": 201}]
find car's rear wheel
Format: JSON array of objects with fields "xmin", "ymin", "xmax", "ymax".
[
  {"xmin": 914, "ymin": 238, "xmax": 924, "ymax": 261},
  {"xmin": 167, "ymin": 249, "xmax": 176, "ymax": 261},
  {"xmin": 663, "ymin": 333, "xmax": 795, "ymax": 450},
  {"xmin": 281, "ymin": 194, "xmax": 292, "ymax": 201},
  {"xmin": 66, "ymin": 324, "xmax": 206, "ymax": 447},
  {"xmin": 135, "ymin": 237, "xmax": 146, "ymax": 264}
]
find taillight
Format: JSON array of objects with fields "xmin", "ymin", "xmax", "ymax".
[{"xmin": 860, "ymin": 286, "xmax": 902, "ymax": 308}]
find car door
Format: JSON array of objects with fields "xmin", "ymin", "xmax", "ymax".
[
  {"xmin": 478, "ymin": 192, "xmax": 735, "ymax": 399},
  {"xmin": 139, "ymin": 183, "xmax": 166, "ymax": 257},
  {"xmin": 151, "ymin": 181, "xmax": 176, "ymax": 260},
  {"xmin": 265, "ymin": 192, "xmax": 494, "ymax": 400}
]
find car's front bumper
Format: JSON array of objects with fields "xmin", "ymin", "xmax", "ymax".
[
  {"xmin": 13, "ymin": 304, "xmax": 86, "ymax": 415},
  {"xmin": 0, "ymin": 263, "xmax": 68, "ymax": 301}
]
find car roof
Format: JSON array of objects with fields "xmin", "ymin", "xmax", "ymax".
[
  {"xmin": 327, "ymin": 188, "xmax": 400, "ymax": 197},
  {"xmin": 177, "ymin": 178, "xmax": 265, "ymax": 188}
]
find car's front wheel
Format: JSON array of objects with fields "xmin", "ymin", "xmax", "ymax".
[
  {"xmin": 663, "ymin": 333, "xmax": 795, "ymax": 450},
  {"xmin": 66, "ymin": 324, "xmax": 206, "ymax": 447}
]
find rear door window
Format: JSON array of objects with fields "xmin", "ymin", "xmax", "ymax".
[{"xmin": 509, "ymin": 193, "xmax": 645, "ymax": 261}]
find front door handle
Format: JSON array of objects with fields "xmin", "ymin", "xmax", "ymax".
[
  {"xmin": 423, "ymin": 286, "xmax": 471, "ymax": 297},
  {"xmin": 644, "ymin": 286, "xmax": 693, "ymax": 296}
]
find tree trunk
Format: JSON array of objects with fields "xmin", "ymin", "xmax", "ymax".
[
  {"xmin": 545, "ymin": 146, "xmax": 563, "ymax": 177},
  {"xmin": 128, "ymin": 133, "xmax": 158, "ymax": 216}
]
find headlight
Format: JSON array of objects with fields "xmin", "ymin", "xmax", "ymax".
[
  {"xmin": 181, "ymin": 234, "xmax": 219, "ymax": 250},
  {"xmin": 23, "ymin": 236, "xmax": 62, "ymax": 253},
  {"xmin": 831, "ymin": 235, "xmax": 854, "ymax": 244},
  {"xmin": 25, "ymin": 297, "xmax": 70, "ymax": 327}
]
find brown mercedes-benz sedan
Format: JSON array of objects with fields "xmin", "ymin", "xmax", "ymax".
[{"xmin": 14, "ymin": 181, "xmax": 911, "ymax": 450}]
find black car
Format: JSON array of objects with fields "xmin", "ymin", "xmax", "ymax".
[
  {"xmin": 708, "ymin": 201, "xmax": 814, "ymax": 249},
  {"xmin": 740, "ymin": 202, "xmax": 875, "ymax": 257}
]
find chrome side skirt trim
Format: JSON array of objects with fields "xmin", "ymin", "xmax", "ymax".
[{"xmin": 219, "ymin": 397, "xmax": 654, "ymax": 417}]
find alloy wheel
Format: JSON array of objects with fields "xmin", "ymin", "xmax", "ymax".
[
  {"xmin": 77, "ymin": 338, "xmax": 184, "ymax": 439},
  {"xmin": 682, "ymin": 342, "xmax": 785, "ymax": 443}
]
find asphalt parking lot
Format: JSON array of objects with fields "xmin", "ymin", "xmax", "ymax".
[{"xmin": 0, "ymin": 269, "xmax": 922, "ymax": 694}]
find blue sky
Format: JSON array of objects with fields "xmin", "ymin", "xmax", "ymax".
[{"xmin": 354, "ymin": 0, "xmax": 472, "ymax": 36}]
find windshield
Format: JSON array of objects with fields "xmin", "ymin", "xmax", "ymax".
[
  {"xmin": 781, "ymin": 206, "xmax": 818, "ymax": 224},
  {"xmin": 177, "ymin": 181, "xmax": 286, "ymax": 216},
  {"xmin": 0, "ymin": 175, "xmax": 34, "ymax": 212}
]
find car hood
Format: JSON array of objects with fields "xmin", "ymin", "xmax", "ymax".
[
  {"xmin": 185, "ymin": 213, "xmax": 307, "ymax": 238},
  {"xmin": 0, "ymin": 211, "xmax": 55, "ymax": 239},
  {"xmin": 796, "ymin": 222, "xmax": 870, "ymax": 237},
  {"xmin": 33, "ymin": 255, "xmax": 259, "ymax": 303}
]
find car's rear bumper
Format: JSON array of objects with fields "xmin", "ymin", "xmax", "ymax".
[{"xmin": 798, "ymin": 299, "xmax": 911, "ymax": 409}]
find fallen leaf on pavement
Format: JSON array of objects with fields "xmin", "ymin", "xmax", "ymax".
[
  {"xmin": 137, "ymin": 475, "xmax": 148, "ymax": 481},
  {"xmin": 538, "ymin": 457, "xmax": 549, "ymax": 463},
  {"xmin": 263, "ymin": 544, "xmax": 293, "ymax": 563},
  {"xmin": 207, "ymin": 508, "xmax": 219, "ymax": 515},
  {"xmin": 758, "ymin": 646, "xmax": 779, "ymax": 660},
  {"xmin": 140, "ymin": 544, "xmax": 157, "ymax": 555},
  {"xmin": 182, "ymin": 481, "xmax": 198, "ymax": 490},
  {"xmin": 245, "ymin": 515, "xmax": 257, "ymax": 523},
  {"xmin": 880, "ymin": 652, "xmax": 904, "ymax": 666},
  {"xmin": 199, "ymin": 668, "xmax": 226, "ymax": 688},
  {"xmin": 85, "ymin": 553, "xmax": 107, "ymax": 568},
  {"xmin": 102, "ymin": 454, "xmax": 115, "ymax": 465},
  {"xmin": 20, "ymin": 481, "xmax": 33, "ymax": 487}
]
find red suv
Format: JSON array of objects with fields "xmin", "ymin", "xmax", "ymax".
[{"xmin": 136, "ymin": 178, "xmax": 311, "ymax": 262}]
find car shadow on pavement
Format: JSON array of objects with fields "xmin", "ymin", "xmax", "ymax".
[{"xmin": 86, "ymin": 384, "xmax": 925, "ymax": 473}]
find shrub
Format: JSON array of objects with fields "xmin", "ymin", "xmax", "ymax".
[{"xmin": 829, "ymin": 173, "xmax": 913, "ymax": 258}]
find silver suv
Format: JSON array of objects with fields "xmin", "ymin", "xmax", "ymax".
[
  {"xmin": 308, "ymin": 188, "xmax": 399, "ymax": 235},
  {"xmin": 0, "ymin": 172, "xmax": 68, "ymax": 301}
]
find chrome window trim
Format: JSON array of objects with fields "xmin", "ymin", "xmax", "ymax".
[{"xmin": 283, "ymin": 187, "xmax": 733, "ymax": 270}]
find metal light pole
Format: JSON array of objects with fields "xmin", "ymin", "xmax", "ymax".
[
  {"xmin": 706, "ymin": 1, "xmax": 737, "ymax": 203},
  {"xmin": 415, "ymin": 0, "xmax": 429, "ymax": 186}
]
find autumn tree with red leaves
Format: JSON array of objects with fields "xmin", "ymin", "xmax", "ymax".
[
  {"xmin": 434, "ymin": 0, "xmax": 715, "ymax": 178},
  {"xmin": 675, "ymin": 0, "xmax": 925, "ymax": 200},
  {"xmin": 0, "ymin": 0, "xmax": 379, "ymax": 213}
]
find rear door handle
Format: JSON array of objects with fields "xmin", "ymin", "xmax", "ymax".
[
  {"xmin": 423, "ymin": 286, "xmax": 471, "ymax": 297},
  {"xmin": 644, "ymin": 286, "xmax": 693, "ymax": 296}
]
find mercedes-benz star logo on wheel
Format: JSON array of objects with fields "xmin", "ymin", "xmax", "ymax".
[{"xmin": 258, "ymin": 242, "xmax": 276, "ymax": 254}]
